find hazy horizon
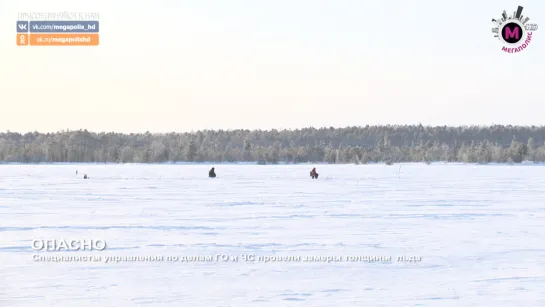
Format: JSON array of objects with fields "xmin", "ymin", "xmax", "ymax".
[
  {"xmin": 5, "ymin": 123, "xmax": 545, "ymax": 135},
  {"xmin": 1, "ymin": 0, "xmax": 544, "ymax": 133}
]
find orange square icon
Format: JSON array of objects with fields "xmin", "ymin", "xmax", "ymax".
[{"xmin": 17, "ymin": 34, "xmax": 28, "ymax": 46}]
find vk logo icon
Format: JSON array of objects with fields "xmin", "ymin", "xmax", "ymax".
[{"xmin": 17, "ymin": 21, "xmax": 28, "ymax": 32}]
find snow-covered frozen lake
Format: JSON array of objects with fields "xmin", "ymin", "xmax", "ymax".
[{"xmin": 1, "ymin": 163, "xmax": 544, "ymax": 306}]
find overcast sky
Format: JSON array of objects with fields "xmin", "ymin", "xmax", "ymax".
[{"xmin": 0, "ymin": 0, "xmax": 543, "ymax": 133}]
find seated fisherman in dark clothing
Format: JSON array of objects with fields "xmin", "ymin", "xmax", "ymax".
[
  {"xmin": 83, "ymin": 174, "xmax": 88, "ymax": 179},
  {"xmin": 209, "ymin": 167, "xmax": 216, "ymax": 178},
  {"xmin": 310, "ymin": 167, "xmax": 318, "ymax": 179}
]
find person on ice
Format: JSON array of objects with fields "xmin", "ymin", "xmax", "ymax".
[
  {"xmin": 209, "ymin": 167, "xmax": 216, "ymax": 178},
  {"xmin": 310, "ymin": 167, "xmax": 318, "ymax": 179},
  {"xmin": 83, "ymin": 174, "xmax": 89, "ymax": 179}
]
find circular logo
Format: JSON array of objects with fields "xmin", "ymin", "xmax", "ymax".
[{"xmin": 501, "ymin": 22, "xmax": 524, "ymax": 44}]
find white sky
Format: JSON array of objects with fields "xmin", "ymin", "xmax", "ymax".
[{"xmin": 0, "ymin": 0, "xmax": 543, "ymax": 133}]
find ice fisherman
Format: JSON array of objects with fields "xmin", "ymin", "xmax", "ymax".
[
  {"xmin": 310, "ymin": 167, "xmax": 319, "ymax": 179},
  {"xmin": 209, "ymin": 167, "xmax": 216, "ymax": 178}
]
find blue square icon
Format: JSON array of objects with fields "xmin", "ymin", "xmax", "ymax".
[{"xmin": 17, "ymin": 21, "xmax": 28, "ymax": 32}]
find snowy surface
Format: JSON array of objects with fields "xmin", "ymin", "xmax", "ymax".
[{"xmin": 1, "ymin": 163, "xmax": 545, "ymax": 306}]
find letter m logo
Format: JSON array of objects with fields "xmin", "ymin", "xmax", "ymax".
[{"xmin": 504, "ymin": 26, "xmax": 520, "ymax": 39}]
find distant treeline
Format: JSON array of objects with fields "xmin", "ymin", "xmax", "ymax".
[{"xmin": 1, "ymin": 125, "xmax": 545, "ymax": 164}]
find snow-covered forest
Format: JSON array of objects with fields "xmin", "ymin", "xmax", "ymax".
[{"xmin": 1, "ymin": 125, "xmax": 544, "ymax": 164}]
